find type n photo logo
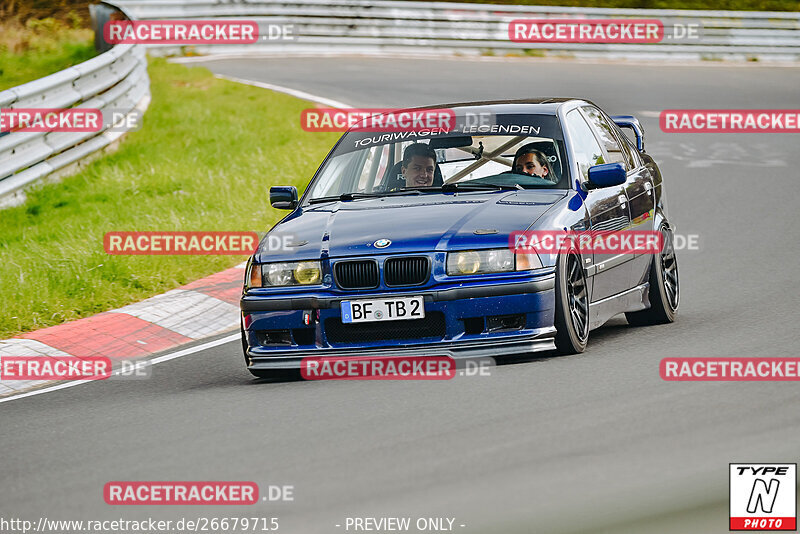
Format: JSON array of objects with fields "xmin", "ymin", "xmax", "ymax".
[{"xmin": 730, "ymin": 463, "xmax": 796, "ymax": 531}]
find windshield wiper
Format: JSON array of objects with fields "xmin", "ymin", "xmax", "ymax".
[
  {"xmin": 307, "ymin": 190, "xmax": 421, "ymax": 205},
  {"xmin": 307, "ymin": 184, "xmax": 518, "ymax": 205},
  {"xmin": 398, "ymin": 183, "xmax": 520, "ymax": 194},
  {"xmin": 440, "ymin": 182, "xmax": 521, "ymax": 192}
]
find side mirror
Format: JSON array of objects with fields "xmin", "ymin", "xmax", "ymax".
[
  {"xmin": 270, "ymin": 186, "xmax": 298, "ymax": 210},
  {"xmin": 585, "ymin": 163, "xmax": 627, "ymax": 190},
  {"xmin": 611, "ymin": 115, "xmax": 644, "ymax": 152}
]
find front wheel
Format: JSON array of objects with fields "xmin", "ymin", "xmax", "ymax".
[
  {"xmin": 626, "ymin": 224, "xmax": 679, "ymax": 326},
  {"xmin": 554, "ymin": 250, "xmax": 590, "ymax": 354}
]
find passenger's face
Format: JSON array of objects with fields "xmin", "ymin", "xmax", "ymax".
[
  {"xmin": 402, "ymin": 155, "xmax": 435, "ymax": 187},
  {"xmin": 515, "ymin": 153, "xmax": 549, "ymax": 177}
]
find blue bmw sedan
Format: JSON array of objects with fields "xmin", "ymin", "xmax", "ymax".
[{"xmin": 240, "ymin": 99, "xmax": 679, "ymax": 378}]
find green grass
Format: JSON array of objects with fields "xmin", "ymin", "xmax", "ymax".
[
  {"xmin": 0, "ymin": 18, "xmax": 95, "ymax": 90},
  {"xmin": 0, "ymin": 58, "xmax": 339, "ymax": 338},
  {"xmin": 0, "ymin": 40, "xmax": 95, "ymax": 90}
]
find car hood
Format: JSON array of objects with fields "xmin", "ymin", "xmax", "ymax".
[{"xmin": 256, "ymin": 191, "xmax": 567, "ymax": 261}]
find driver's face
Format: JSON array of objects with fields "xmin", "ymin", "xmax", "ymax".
[
  {"xmin": 515, "ymin": 153, "xmax": 548, "ymax": 177},
  {"xmin": 402, "ymin": 155, "xmax": 435, "ymax": 187}
]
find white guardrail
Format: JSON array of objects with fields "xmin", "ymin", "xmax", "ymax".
[
  {"xmin": 0, "ymin": 6, "xmax": 149, "ymax": 206},
  {"xmin": 107, "ymin": 0, "xmax": 800, "ymax": 60},
  {"xmin": 2, "ymin": 1, "xmax": 797, "ymax": 203}
]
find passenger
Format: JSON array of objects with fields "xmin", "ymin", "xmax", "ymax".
[{"xmin": 512, "ymin": 144, "xmax": 551, "ymax": 180}]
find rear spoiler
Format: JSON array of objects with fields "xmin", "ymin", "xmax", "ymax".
[{"xmin": 611, "ymin": 115, "xmax": 644, "ymax": 152}]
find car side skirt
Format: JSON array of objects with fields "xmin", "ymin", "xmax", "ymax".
[{"xmin": 588, "ymin": 282, "xmax": 650, "ymax": 330}]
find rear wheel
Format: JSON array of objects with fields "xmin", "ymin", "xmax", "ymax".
[
  {"xmin": 554, "ymin": 250, "xmax": 589, "ymax": 354},
  {"xmin": 626, "ymin": 224, "xmax": 679, "ymax": 326}
]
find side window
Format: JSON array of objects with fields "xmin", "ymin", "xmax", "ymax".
[
  {"xmin": 617, "ymin": 127, "xmax": 639, "ymax": 163},
  {"xmin": 618, "ymin": 130, "xmax": 639, "ymax": 167},
  {"xmin": 618, "ymin": 132, "xmax": 636, "ymax": 169},
  {"xmin": 565, "ymin": 110, "xmax": 605, "ymax": 181},
  {"xmin": 581, "ymin": 106, "xmax": 630, "ymax": 169},
  {"xmin": 309, "ymin": 152, "xmax": 358, "ymax": 198}
]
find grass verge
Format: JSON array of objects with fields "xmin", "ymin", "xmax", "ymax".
[
  {"xmin": 0, "ymin": 58, "xmax": 339, "ymax": 338},
  {"xmin": 0, "ymin": 17, "xmax": 95, "ymax": 90}
]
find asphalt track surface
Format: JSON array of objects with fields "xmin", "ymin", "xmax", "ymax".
[{"xmin": 3, "ymin": 57, "xmax": 800, "ymax": 533}]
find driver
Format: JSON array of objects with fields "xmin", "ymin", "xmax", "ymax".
[
  {"xmin": 401, "ymin": 143, "xmax": 437, "ymax": 188},
  {"xmin": 512, "ymin": 144, "xmax": 551, "ymax": 180}
]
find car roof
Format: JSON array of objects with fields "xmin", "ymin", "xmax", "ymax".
[{"xmin": 412, "ymin": 98, "xmax": 595, "ymax": 115}]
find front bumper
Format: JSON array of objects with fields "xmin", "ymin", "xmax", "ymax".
[{"xmin": 241, "ymin": 274, "xmax": 557, "ymax": 370}]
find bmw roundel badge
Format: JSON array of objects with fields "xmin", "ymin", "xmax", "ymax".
[{"xmin": 374, "ymin": 239, "xmax": 391, "ymax": 248}]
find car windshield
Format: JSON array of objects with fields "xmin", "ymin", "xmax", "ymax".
[{"xmin": 305, "ymin": 112, "xmax": 569, "ymax": 203}]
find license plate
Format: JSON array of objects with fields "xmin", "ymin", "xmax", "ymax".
[{"xmin": 341, "ymin": 296, "xmax": 425, "ymax": 324}]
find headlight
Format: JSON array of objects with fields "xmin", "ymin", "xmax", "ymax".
[
  {"xmin": 486, "ymin": 249, "xmax": 513, "ymax": 272},
  {"xmin": 248, "ymin": 261, "xmax": 322, "ymax": 288},
  {"xmin": 267, "ymin": 263, "xmax": 293, "ymax": 286},
  {"xmin": 453, "ymin": 251, "xmax": 481, "ymax": 275},
  {"xmin": 293, "ymin": 261, "xmax": 321, "ymax": 285},
  {"xmin": 446, "ymin": 249, "xmax": 541, "ymax": 275}
]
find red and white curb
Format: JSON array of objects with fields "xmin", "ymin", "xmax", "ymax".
[
  {"xmin": 0, "ymin": 76, "xmax": 342, "ymax": 401},
  {"xmin": 0, "ymin": 264, "xmax": 245, "ymax": 398}
]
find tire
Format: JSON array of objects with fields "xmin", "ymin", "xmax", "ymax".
[
  {"xmin": 626, "ymin": 224, "xmax": 679, "ymax": 326},
  {"xmin": 554, "ymin": 250, "xmax": 590, "ymax": 354},
  {"xmin": 240, "ymin": 323, "xmax": 248, "ymax": 358}
]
